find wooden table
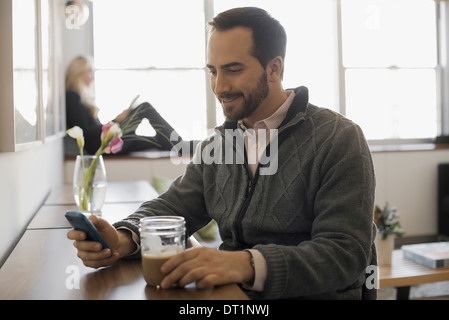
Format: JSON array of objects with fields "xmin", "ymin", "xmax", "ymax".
[
  {"xmin": 379, "ymin": 249, "xmax": 449, "ymax": 299},
  {"xmin": 0, "ymin": 181, "xmax": 249, "ymax": 301},
  {"xmin": 0, "ymin": 229, "xmax": 248, "ymax": 300}
]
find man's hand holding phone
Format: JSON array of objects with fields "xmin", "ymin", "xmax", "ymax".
[{"xmin": 66, "ymin": 213, "xmax": 135, "ymax": 268}]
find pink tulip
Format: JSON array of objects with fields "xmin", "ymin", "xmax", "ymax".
[
  {"xmin": 107, "ymin": 137, "xmax": 124, "ymax": 154},
  {"xmin": 101, "ymin": 123, "xmax": 113, "ymax": 141},
  {"xmin": 100, "ymin": 122, "xmax": 124, "ymax": 154}
]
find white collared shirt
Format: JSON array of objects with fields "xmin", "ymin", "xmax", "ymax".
[{"xmin": 238, "ymin": 90, "xmax": 295, "ymax": 177}]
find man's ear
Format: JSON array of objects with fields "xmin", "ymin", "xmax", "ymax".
[{"xmin": 266, "ymin": 56, "xmax": 284, "ymax": 82}]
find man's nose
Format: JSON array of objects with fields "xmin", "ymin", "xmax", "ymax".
[{"xmin": 213, "ymin": 73, "xmax": 231, "ymax": 96}]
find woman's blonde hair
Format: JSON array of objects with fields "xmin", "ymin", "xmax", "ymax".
[{"xmin": 65, "ymin": 55, "xmax": 99, "ymax": 118}]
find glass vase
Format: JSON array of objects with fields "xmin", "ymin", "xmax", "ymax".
[{"xmin": 73, "ymin": 155, "xmax": 107, "ymax": 215}]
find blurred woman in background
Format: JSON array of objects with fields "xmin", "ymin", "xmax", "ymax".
[{"xmin": 65, "ymin": 55, "xmax": 191, "ymax": 155}]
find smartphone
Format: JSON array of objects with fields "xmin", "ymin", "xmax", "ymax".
[{"xmin": 65, "ymin": 211, "xmax": 112, "ymax": 256}]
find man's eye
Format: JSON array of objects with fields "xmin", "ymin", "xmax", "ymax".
[
  {"xmin": 228, "ymin": 69, "xmax": 242, "ymax": 73},
  {"xmin": 208, "ymin": 70, "xmax": 217, "ymax": 76}
]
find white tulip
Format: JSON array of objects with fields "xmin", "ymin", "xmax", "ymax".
[{"xmin": 67, "ymin": 126, "xmax": 85, "ymax": 149}]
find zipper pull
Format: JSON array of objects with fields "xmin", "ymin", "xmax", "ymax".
[{"xmin": 247, "ymin": 178, "xmax": 253, "ymax": 195}]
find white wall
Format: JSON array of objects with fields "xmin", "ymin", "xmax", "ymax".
[
  {"xmin": 0, "ymin": 139, "xmax": 63, "ymax": 265},
  {"xmin": 372, "ymin": 148, "xmax": 449, "ymax": 237},
  {"xmin": 61, "ymin": 2, "xmax": 94, "ymax": 71}
]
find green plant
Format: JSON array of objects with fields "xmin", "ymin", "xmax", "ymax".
[{"xmin": 374, "ymin": 203, "xmax": 405, "ymax": 240}]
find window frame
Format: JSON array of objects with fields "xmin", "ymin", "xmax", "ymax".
[
  {"xmin": 91, "ymin": 0, "xmax": 214, "ymax": 140},
  {"xmin": 438, "ymin": 0, "xmax": 449, "ymax": 138}
]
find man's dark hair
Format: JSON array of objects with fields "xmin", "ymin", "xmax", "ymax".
[{"xmin": 208, "ymin": 7, "xmax": 287, "ymax": 77}]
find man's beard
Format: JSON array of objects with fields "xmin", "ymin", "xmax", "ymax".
[{"xmin": 219, "ymin": 71, "xmax": 269, "ymax": 122}]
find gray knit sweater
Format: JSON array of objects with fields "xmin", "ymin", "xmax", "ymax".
[{"xmin": 113, "ymin": 86, "xmax": 376, "ymax": 300}]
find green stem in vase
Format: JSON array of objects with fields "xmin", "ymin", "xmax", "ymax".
[
  {"xmin": 80, "ymin": 156, "xmax": 99, "ymax": 212},
  {"xmin": 80, "ymin": 139, "xmax": 108, "ymax": 211}
]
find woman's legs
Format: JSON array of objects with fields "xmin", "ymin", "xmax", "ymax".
[{"xmin": 117, "ymin": 102, "xmax": 184, "ymax": 153}]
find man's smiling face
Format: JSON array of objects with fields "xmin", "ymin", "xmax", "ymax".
[{"xmin": 207, "ymin": 27, "xmax": 269, "ymax": 123}]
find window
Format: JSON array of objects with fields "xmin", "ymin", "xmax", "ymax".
[
  {"xmin": 212, "ymin": 0, "xmax": 339, "ymax": 126},
  {"xmin": 13, "ymin": 0, "xmax": 40, "ymax": 145},
  {"xmin": 92, "ymin": 0, "xmax": 207, "ymax": 141},
  {"xmin": 42, "ymin": 0, "xmax": 65, "ymax": 137},
  {"xmin": 91, "ymin": 0, "xmax": 446, "ymax": 144},
  {"xmin": 0, "ymin": 0, "xmax": 64, "ymax": 152},
  {"xmin": 340, "ymin": 0, "xmax": 439, "ymax": 142}
]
